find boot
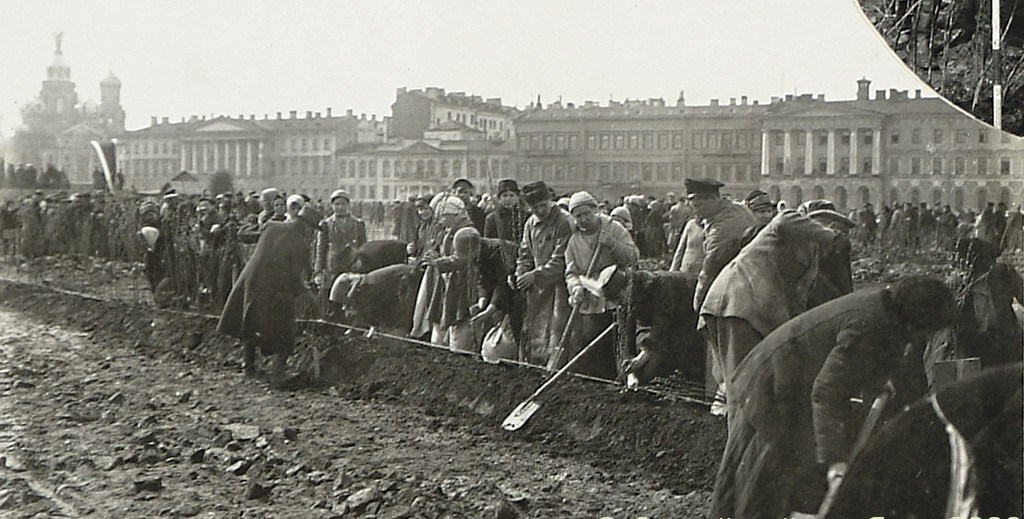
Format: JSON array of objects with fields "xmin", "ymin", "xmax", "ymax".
[
  {"xmin": 242, "ymin": 342, "xmax": 257, "ymax": 377},
  {"xmin": 269, "ymin": 353, "xmax": 289, "ymax": 386}
]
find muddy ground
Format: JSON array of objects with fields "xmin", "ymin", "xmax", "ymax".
[{"xmin": 0, "ymin": 280, "xmax": 723, "ymax": 518}]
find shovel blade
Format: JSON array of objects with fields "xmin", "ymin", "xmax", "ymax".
[{"xmin": 501, "ymin": 400, "xmax": 541, "ymax": 431}]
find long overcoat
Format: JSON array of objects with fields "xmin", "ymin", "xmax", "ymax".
[
  {"xmin": 217, "ymin": 220, "xmax": 314, "ymax": 355},
  {"xmin": 710, "ymin": 288, "xmax": 925, "ymax": 519}
]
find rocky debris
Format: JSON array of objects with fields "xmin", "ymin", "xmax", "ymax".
[
  {"xmin": 224, "ymin": 423, "xmax": 260, "ymax": 441},
  {"xmin": 244, "ymin": 478, "xmax": 273, "ymax": 500},
  {"xmin": 211, "ymin": 430, "xmax": 231, "ymax": 448},
  {"xmin": 487, "ymin": 497, "xmax": 528, "ymax": 519},
  {"xmin": 132, "ymin": 475, "xmax": 163, "ymax": 493},
  {"xmin": 130, "ymin": 429, "xmax": 157, "ymax": 445},
  {"xmin": 93, "ymin": 455, "xmax": 119, "ymax": 471},
  {"xmin": 188, "ymin": 449, "xmax": 206, "ymax": 464},
  {"xmin": 1, "ymin": 452, "xmax": 27, "ymax": 472},
  {"xmin": 225, "ymin": 459, "xmax": 252, "ymax": 476}
]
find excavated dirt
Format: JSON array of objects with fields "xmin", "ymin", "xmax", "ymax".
[{"xmin": 0, "ymin": 279, "xmax": 724, "ymax": 518}]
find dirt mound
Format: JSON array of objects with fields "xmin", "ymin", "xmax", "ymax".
[{"xmin": 0, "ymin": 280, "xmax": 725, "ymax": 495}]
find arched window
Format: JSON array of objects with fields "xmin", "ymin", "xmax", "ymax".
[
  {"xmin": 1000, "ymin": 187, "xmax": 1012, "ymax": 205},
  {"xmin": 889, "ymin": 188, "xmax": 900, "ymax": 206},
  {"xmin": 812, "ymin": 185, "xmax": 825, "ymax": 200},
  {"xmin": 834, "ymin": 186, "xmax": 848, "ymax": 211},
  {"xmin": 954, "ymin": 188, "xmax": 965, "ymax": 211},
  {"xmin": 910, "ymin": 188, "xmax": 921, "ymax": 204},
  {"xmin": 789, "ymin": 186, "xmax": 803, "ymax": 206},
  {"xmin": 976, "ymin": 188, "xmax": 988, "ymax": 211},
  {"xmin": 857, "ymin": 186, "xmax": 871, "ymax": 206},
  {"xmin": 931, "ymin": 188, "xmax": 943, "ymax": 206},
  {"xmin": 768, "ymin": 185, "xmax": 781, "ymax": 203}
]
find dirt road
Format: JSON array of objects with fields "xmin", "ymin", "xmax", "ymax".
[{"xmin": 0, "ymin": 288, "xmax": 714, "ymax": 518}]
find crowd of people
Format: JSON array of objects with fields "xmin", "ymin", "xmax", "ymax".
[{"xmin": 1, "ymin": 175, "xmax": 1022, "ymax": 517}]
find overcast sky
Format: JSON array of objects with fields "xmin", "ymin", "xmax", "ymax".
[{"xmin": 0, "ymin": 0, "xmax": 934, "ymax": 136}]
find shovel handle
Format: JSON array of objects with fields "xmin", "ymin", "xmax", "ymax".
[
  {"xmin": 526, "ymin": 322, "xmax": 616, "ymax": 402},
  {"xmin": 546, "ymin": 242, "xmax": 605, "ymax": 370}
]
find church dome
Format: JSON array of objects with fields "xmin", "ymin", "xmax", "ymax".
[{"xmin": 101, "ymin": 72, "xmax": 121, "ymax": 87}]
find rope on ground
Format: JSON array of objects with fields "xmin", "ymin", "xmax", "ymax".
[{"xmin": 0, "ymin": 273, "xmax": 712, "ymax": 407}]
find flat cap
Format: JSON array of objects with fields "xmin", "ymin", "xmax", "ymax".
[
  {"xmin": 521, "ymin": 181, "xmax": 551, "ymax": 204},
  {"xmin": 568, "ymin": 191, "xmax": 598, "ymax": 212},
  {"xmin": 497, "ymin": 178, "xmax": 520, "ymax": 195},
  {"xmin": 684, "ymin": 178, "xmax": 724, "ymax": 198}
]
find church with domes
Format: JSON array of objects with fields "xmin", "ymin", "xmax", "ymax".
[{"xmin": 9, "ymin": 33, "xmax": 126, "ymax": 188}]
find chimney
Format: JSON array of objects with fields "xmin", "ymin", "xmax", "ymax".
[
  {"xmin": 315, "ymin": 111, "xmax": 321, "ymax": 118},
  {"xmin": 360, "ymin": 113, "xmax": 366, "ymax": 120},
  {"xmin": 289, "ymin": 110, "xmax": 297, "ymax": 118},
  {"xmin": 238, "ymin": 114, "xmax": 244, "ymax": 119},
  {"xmin": 276, "ymin": 112, "xmax": 282, "ymax": 119},
  {"xmin": 818, "ymin": 94, "xmax": 826, "ymax": 101},
  {"xmin": 741, "ymin": 96, "xmax": 748, "ymax": 105},
  {"xmin": 150, "ymin": 116, "xmax": 158, "ymax": 126},
  {"xmin": 729, "ymin": 97, "xmax": 736, "ymax": 106},
  {"xmin": 752, "ymin": 100, "xmax": 759, "ymax": 106},
  {"xmin": 876, "ymin": 90, "xmax": 887, "ymax": 100},
  {"xmin": 346, "ymin": 109, "xmax": 353, "ymax": 117},
  {"xmin": 857, "ymin": 77, "xmax": 871, "ymax": 101},
  {"xmin": 304, "ymin": 111, "xmax": 311, "ymax": 118},
  {"xmin": 161, "ymin": 117, "xmax": 169, "ymax": 124},
  {"xmin": 371, "ymin": 114, "xmax": 377, "ymax": 121},
  {"xmin": 710, "ymin": 99, "xmax": 719, "ymax": 106},
  {"xmin": 250, "ymin": 113, "xmax": 255, "ymax": 120},
  {"xmin": 771, "ymin": 96, "xmax": 780, "ymax": 104},
  {"xmin": 785, "ymin": 94, "xmax": 794, "ymax": 101},
  {"xmin": 915, "ymin": 89, "xmax": 922, "ymax": 99},
  {"xmin": 326, "ymin": 107, "xmax": 332, "ymax": 117}
]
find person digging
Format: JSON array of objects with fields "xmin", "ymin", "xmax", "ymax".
[{"xmin": 217, "ymin": 204, "xmax": 323, "ymax": 386}]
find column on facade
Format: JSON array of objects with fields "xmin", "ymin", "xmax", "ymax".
[
  {"xmin": 827, "ymin": 130, "xmax": 836, "ymax": 175},
  {"xmin": 213, "ymin": 141, "xmax": 220, "ymax": 172},
  {"xmin": 872, "ymin": 129, "xmax": 882, "ymax": 176},
  {"xmin": 233, "ymin": 141, "xmax": 240, "ymax": 174},
  {"xmin": 202, "ymin": 142, "xmax": 209, "ymax": 173},
  {"xmin": 850, "ymin": 129, "xmax": 859, "ymax": 176},
  {"xmin": 180, "ymin": 142, "xmax": 187, "ymax": 172},
  {"xmin": 257, "ymin": 142, "xmax": 264, "ymax": 178},
  {"xmin": 189, "ymin": 142, "xmax": 196, "ymax": 172},
  {"xmin": 761, "ymin": 131, "xmax": 771, "ymax": 176},
  {"xmin": 782, "ymin": 130, "xmax": 793, "ymax": 175},
  {"xmin": 246, "ymin": 141, "xmax": 253, "ymax": 177},
  {"xmin": 804, "ymin": 130, "xmax": 814, "ymax": 176}
]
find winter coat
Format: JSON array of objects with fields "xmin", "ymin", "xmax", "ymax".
[
  {"xmin": 700, "ymin": 210, "xmax": 835, "ymax": 338},
  {"xmin": 693, "ymin": 201, "xmax": 757, "ymax": 311},
  {"xmin": 564, "ymin": 215, "xmax": 639, "ymax": 315},
  {"xmin": 670, "ymin": 218, "xmax": 705, "ymax": 275},
  {"xmin": 314, "ymin": 213, "xmax": 367, "ymax": 283},
  {"xmin": 710, "ymin": 288, "xmax": 926, "ymax": 519}
]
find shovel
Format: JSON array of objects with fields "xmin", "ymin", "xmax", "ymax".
[
  {"xmin": 502, "ymin": 322, "xmax": 615, "ymax": 431},
  {"xmin": 546, "ymin": 242, "xmax": 604, "ymax": 371},
  {"xmin": 815, "ymin": 383, "xmax": 895, "ymax": 517}
]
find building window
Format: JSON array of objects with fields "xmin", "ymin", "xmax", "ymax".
[
  {"xmin": 585, "ymin": 164, "xmax": 596, "ymax": 180},
  {"xmin": 737, "ymin": 132, "xmax": 748, "ymax": 148},
  {"xmin": 841, "ymin": 131, "xmax": 850, "ymax": 146},
  {"xmin": 979, "ymin": 131, "xmax": 988, "ymax": 143},
  {"xmin": 890, "ymin": 132, "xmax": 900, "ymax": 144},
  {"xmin": 722, "ymin": 132, "xmax": 733, "ymax": 149},
  {"xmin": 840, "ymin": 157, "xmax": 850, "ymax": 173},
  {"xmin": 978, "ymin": 157, "xmax": 988, "ymax": 175},
  {"xmin": 671, "ymin": 163, "xmax": 683, "ymax": 181},
  {"xmin": 614, "ymin": 134, "xmax": 624, "ymax": 150},
  {"xmin": 1001, "ymin": 158, "xmax": 1011, "ymax": 175},
  {"xmin": 774, "ymin": 132, "xmax": 783, "ymax": 146},
  {"xmin": 794, "ymin": 157, "xmax": 804, "ymax": 175},
  {"xmin": 643, "ymin": 133, "xmax": 654, "ymax": 149},
  {"xmin": 600, "ymin": 134, "xmax": 610, "ymax": 150},
  {"xmin": 556, "ymin": 135, "xmax": 566, "ymax": 150},
  {"xmin": 673, "ymin": 132, "xmax": 684, "ymax": 149},
  {"xmin": 863, "ymin": 158, "xmax": 872, "ymax": 174},
  {"xmin": 707, "ymin": 132, "xmax": 719, "ymax": 149},
  {"xmin": 933, "ymin": 129, "xmax": 943, "ymax": 144},
  {"xmin": 774, "ymin": 159, "xmax": 784, "ymax": 175},
  {"xmin": 819, "ymin": 132, "xmax": 828, "ymax": 146},
  {"xmin": 693, "ymin": 132, "xmax": 704, "ymax": 149},
  {"xmin": 568, "ymin": 134, "xmax": 578, "ymax": 150},
  {"xmin": 641, "ymin": 163, "xmax": 653, "ymax": 181},
  {"xmin": 796, "ymin": 131, "xmax": 806, "ymax": 146},
  {"xmin": 587, "ymin": 135, "xmax": 596, "ymax": 150},
  {"xmin": 954, "ymin": 157, "xmax": 965, "ymax": 175},
  {"xmin": 889, "ymin": 157, "xmax": 899, "ymax": 175},
  {"xmin": 818, "ymin": 158, "xmax": 828, "ymax": 174},
  {"xmin": 530, "ymin": 135, "xmax": 540, "ymax": 150},
  {"xmin": 955, "ymin": 130, "xmax": 966, "ymax": 144},
  {"xmin": 358, "ymin": 160, "xmax": 366, "ymax": 178},
  {"xmin": 629, "ymin": 133, "xmax": 639, "ymax": 150},
  {"xmin": 932, "ymin": 157, "xmax": 942, "ymax": 175},
  {"xmin": 383, "ymin": 160, "xmax": 391, "ymax": 178},
  {"xmin": 369, "ymin": 160, "xmax": 377, "ymax": 178},
  {"xmin": 543, "ymin": 135, "xmax": 553, "ymax": 150},
  {"xmin": 312, "ymin": 139, "xmax": 319, "ymax": 151},
  {"xmin": 863, "ymin": 131, "xmax": 872, "ymax": 145},
  {"xmin": 656, "ymin": 163, "xmax": 668, "ymax": 182},
  {"xmin": 658, "ymin": 133, "xmax": 669, "ymax": 149},
  {"xmin": 911, "ymin": 129, "xmax": 921, "ymax": 144},
  {"xmin": 911, "ymin": 157, "xmax": 921, "ymax": 175}
]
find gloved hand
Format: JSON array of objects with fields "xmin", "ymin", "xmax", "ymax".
[{"xmin": 570, "ymin": 286, "xmax": 586, "ymax": 306}]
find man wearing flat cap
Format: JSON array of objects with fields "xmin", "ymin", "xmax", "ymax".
[
  {"xmin": 315, "ymin": 190, "xmax": 367, "ymax": 303},
  {"xmin": 686, "ymin": 178, "xmax": 756, "ymax": 313},
  {"xmin": 219, "ymin": 204, "xmax": 323, "ymax": 386},
  {"xmin": 516, "ymin": 181, "xmax": 573, "ymax": 365}
]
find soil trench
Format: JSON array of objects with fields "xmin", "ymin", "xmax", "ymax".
[{"xmin": 0, "ymin": 280, "xmax": 725, "ymax": 518}]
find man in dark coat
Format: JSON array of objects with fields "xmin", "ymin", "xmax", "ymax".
[
  {"xmin": 709, "ymin": 276, "xmax": 958, "ymax": 519},
  {"xmin": 217, "ymin": 204, "xmax": 323, "ymax": 383}
]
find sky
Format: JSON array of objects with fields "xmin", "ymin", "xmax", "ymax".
[{"xmin": 0, "ymin": 0, "xmax": 935, "ymax": 136}]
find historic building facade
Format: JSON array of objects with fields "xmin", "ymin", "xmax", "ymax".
[
  {"xmin": 761, "ymin": 79, "xmax": 1024, "ymax": 212},
  {"xmin": 334, "ymin": 138, "xmax": 513, "ymax": 201},
  {"xmin": 513, "ymin": 96, "xmax": 766, "ymax": 199},
  {"xmin": 118, "ymin": 109, "xmax": 388, "ymax": 198},
  {"xmin": 389, "ymin": 87, "xmax": 519, "ymax": 142},
  {"xmin": 9, "ymin": 34, "xmax": 126, "ymax": 188}
]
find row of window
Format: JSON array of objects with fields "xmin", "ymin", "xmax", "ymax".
[
  {"xmin": 437, "ymin": 110, "xmax": 507, "ymax": 131},
  {"xmin": 768, "ymin": 154, "xmax": 1015, "ymax": 177},
  {"xmin": 770, "ymin": 127, "xmax": 996, "ymax": 148},
  {"xmin": 337, "ymin": 158, "xmax": 511, "ymax": 180},
  {"xmin": 515, "ymin": 161, "xmax": 757, "ymax": 184},
  {"xmin": 517, "ymin": 130, "xmax": 762, "ymax": 153}
]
